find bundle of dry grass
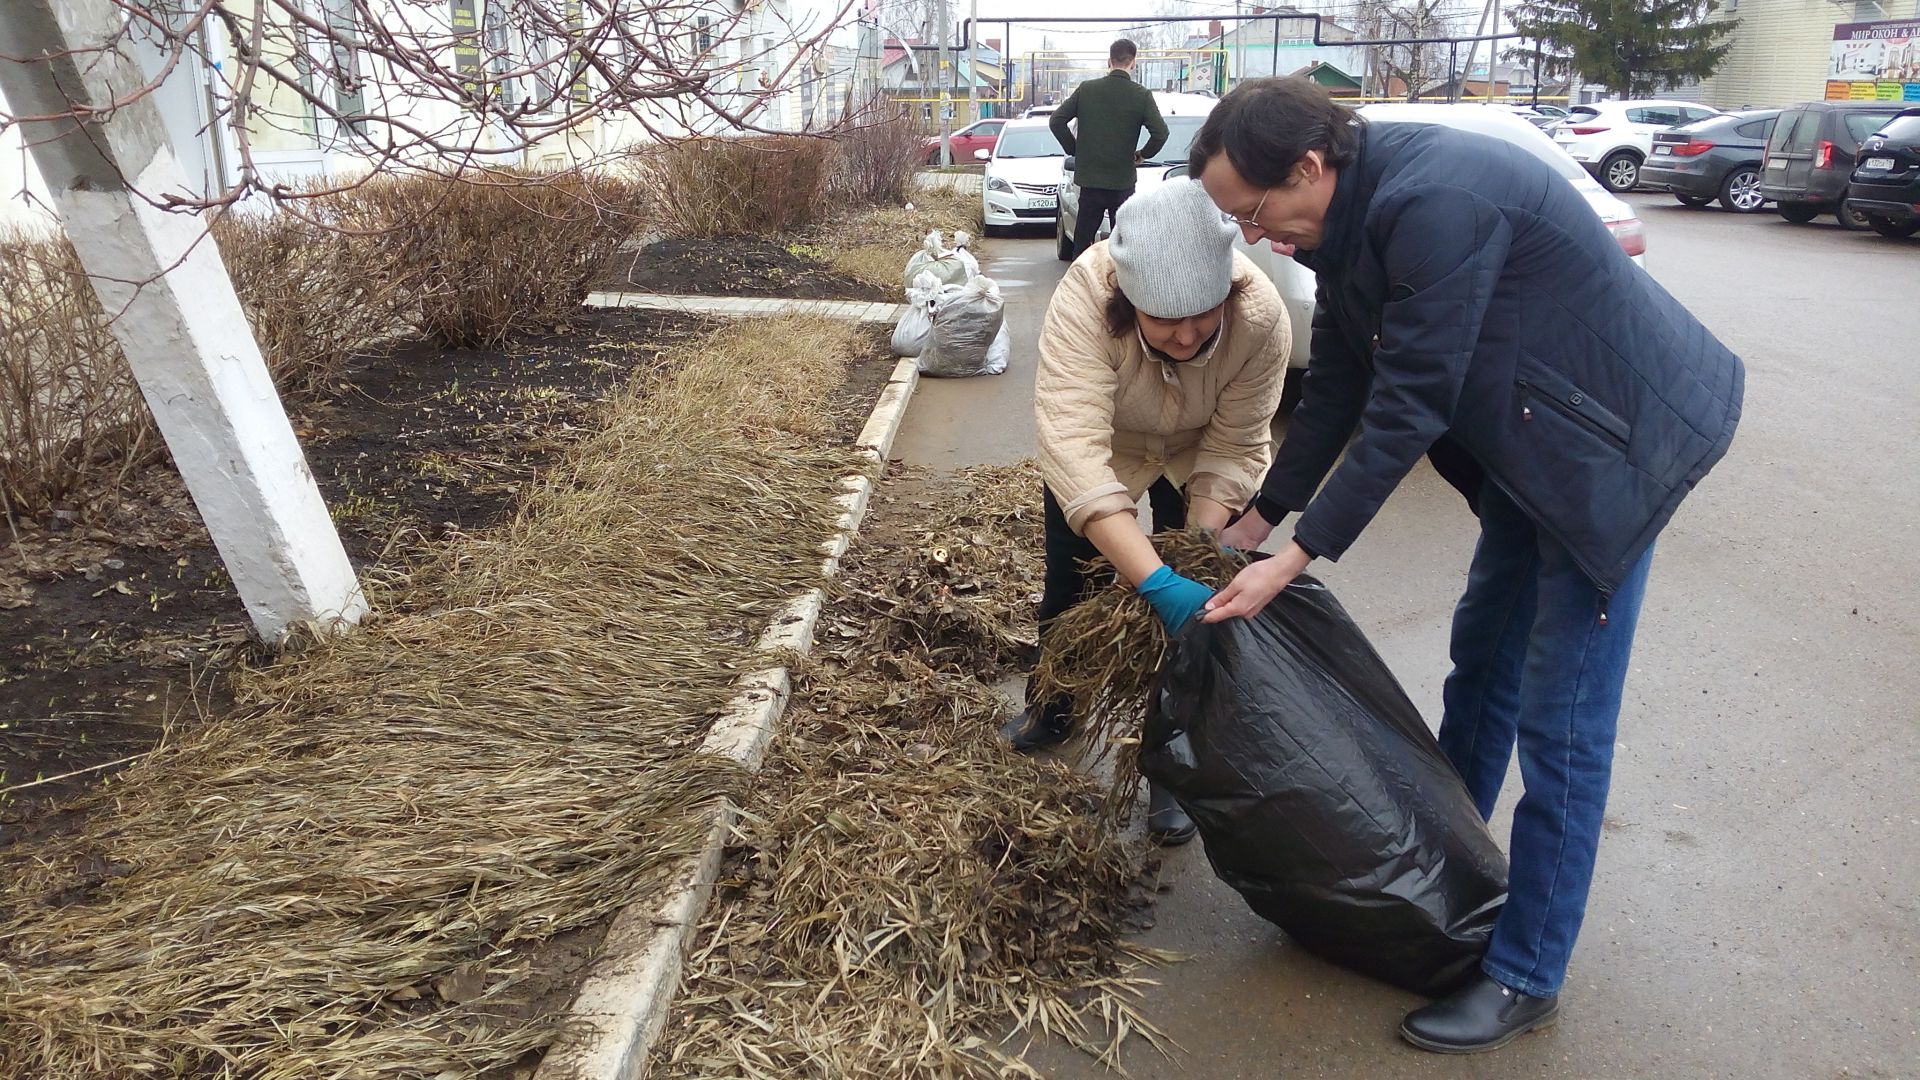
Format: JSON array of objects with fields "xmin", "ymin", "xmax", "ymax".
[
  {"xmin": 653, "ymin": 463, "xmax": 1173, "ymax": 1080},
  {"xmin": 0, "ymin": 315, "xmax": 864, "ymax": 1077},
  {"xmin": 1030, "ymin": 530, "xmax": 1247, "ymax": 816}
]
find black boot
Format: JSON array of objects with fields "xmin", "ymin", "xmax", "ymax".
[
  {"xmin": 1400, "ymin": 973, "xmax": 1559, "ymax": 1054},
  {"xmin": 1147, "ymin": 782, "xmax": 1197, "ymax": 846},
  {"xmin": 999, "ymin": 705, "xmax": 1074, "ymax": 752}
]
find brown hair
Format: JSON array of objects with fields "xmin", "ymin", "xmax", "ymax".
[
  {"xmin": 1104, "ymin": 274, "xmax": 1250, "ymax": 337},
  {"xmin": 1110, "ymin": 39, "xmax": 1138, "ymax": 66}
]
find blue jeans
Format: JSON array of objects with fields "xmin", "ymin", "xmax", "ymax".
[{"xmin": 1437, "ymin": 484, "xmax": 1655, "ymax": 999}]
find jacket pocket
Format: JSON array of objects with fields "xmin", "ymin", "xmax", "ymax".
[{"xmin": 1516, "ymin": 377, "xmax": 1630, "ymax": 451}]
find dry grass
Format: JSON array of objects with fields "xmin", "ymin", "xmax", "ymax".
[
  {"xmin": 808, "ymin": 187, "xmax": 987, "ymax": 290},
  {"xmin": 0, "ymin": 315, "xmax": 866, "ymax": 1077},
  {"xmin": 653, "ymin": 462, "xmax": 1176, "ymax": 1079}
]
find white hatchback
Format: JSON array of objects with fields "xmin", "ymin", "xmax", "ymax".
[{"xmin": 1552, "ymin": 99, "xmax": 1722, "ymax": 192}]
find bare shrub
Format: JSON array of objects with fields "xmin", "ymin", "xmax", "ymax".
[
  {"xmin": 826, "ymin": 116, "xmax": 928, "ymax": 207},
  {"xmin": 325, "ymin": 170, "xmax": 648, "ymax": 348},
  {"xmin": 639, "ymin": 136, "xmax": 833, "ymax": 238},
  {"xmin": 214, "ymin": 212, "xmax": 410, "ymax": 396},
  {"xmin": 0, "ymin": 230, "xmax": 158, "ymax": 522}
]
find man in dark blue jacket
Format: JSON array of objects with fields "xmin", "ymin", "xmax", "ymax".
[{"xmin": 1186, "ymin": 79, "xmax": 1743, "ymax": 1052}]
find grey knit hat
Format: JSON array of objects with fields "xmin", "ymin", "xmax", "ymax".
[{"xmin": 1108, "ymin": 180, "xmax": 1237, "ymax": 319}]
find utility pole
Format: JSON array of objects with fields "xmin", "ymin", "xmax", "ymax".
[
  {"xmin": 1459, "ymin": 0, "xmax": 1495, "ymax": 102},
  {"xmin": 966, "ymin": 0, "xmax": 979, "ymax": 123},
  {"xmin": 0, "ymin": 0, "xmax": 366, "ymax": 642},
  {"xmin": 936, "ymin": 0, "xmax": 951, "ymax": 165},
  {"xmin": 1491, "ymin": 0, "xmax": 1502, "ymax": 100}
]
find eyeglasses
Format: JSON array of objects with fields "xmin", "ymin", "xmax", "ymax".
[{"xmin": 1221, "ymin": 187, "xmax": 1271, "ymax": 228}]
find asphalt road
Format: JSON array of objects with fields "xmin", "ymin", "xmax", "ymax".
[{"xmin": 892, "ymin": 195, "xmax": 1920, "ymax": 1079}]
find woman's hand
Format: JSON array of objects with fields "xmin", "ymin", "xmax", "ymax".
[
  {"xmin": 1202, "ymin": 540, "xmax": 1311, "ymax": 623},
  {"xmin": 1219, "ymin": 506, "xmax": 1277, "ymax": 552}
]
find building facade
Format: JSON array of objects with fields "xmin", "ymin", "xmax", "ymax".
[{"xmin": 1701, "ymin": 0, "xmax": 1920, "ymax": 108}]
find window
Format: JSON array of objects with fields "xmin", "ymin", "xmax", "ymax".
[
  {"xmin": 1786, "ymin": 110, "xmax": 1820, "ymax": 152},
  {"xmin": 1680, "ymin": 108, "xmax": 1718, "ymax": 123},
  {"xmin": 1736, "ymin": 118, "xmax": 1773, "ymax": 140},
  {"xmin": 1876, "ymin": 114, "xmax": 1920, "ymax": 141},
  {"xmin": 1141, "ymin": 115, "xmax": 1208, "ymax": 162},
  {"xmin": 977, "ymin": 122, "xmax": 1004, "ymax": 137},
  {"xmin": 1768, "ymin": 111, "xmax": 1800, "ymax": 152},
  {"xmin": 696, "ymin": 16, "xmax": 712, "ymax": 52},
  {"xmin": 1844, "ymin": 111, "xmax": 1902, "ymax": 145},
  {"xmin": 1627, "ymin": 106, "xmax": 1684, "ymax": 126},
  {"xmin": 992, "ymin": 126, "xmax": 1067, "ymax": 158}
]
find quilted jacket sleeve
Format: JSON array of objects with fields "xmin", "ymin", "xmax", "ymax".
[
  {"xmin": 1035, "ymin": 258, "xmax": 1135, "ymax": 534},
  {"xmin": 1293, "ymin": 185, "xmax": 1512, "ymax": 560},
  {"xmin": 1256, "ymin": 282, "xmax": 1371, "ymax": 520}
]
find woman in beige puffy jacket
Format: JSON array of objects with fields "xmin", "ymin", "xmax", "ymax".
[{"xmin": 1001, "ymin": 180, "xmax": 1292, "ymax": 844}]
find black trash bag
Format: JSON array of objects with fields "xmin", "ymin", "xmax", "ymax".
[{"xmin": 1140, "ymin": 575, "xmax": 1508, "ymax": 997}]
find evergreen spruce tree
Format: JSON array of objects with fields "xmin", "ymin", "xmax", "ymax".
[{"xmin": 1512, "ymin": 0, "xmax": 1737, "ymax": 96}]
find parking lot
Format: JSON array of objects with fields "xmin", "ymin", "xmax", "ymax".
[{"xmin": 893, "ymin": 193, "xmax": 1920, "ymax": 1078}]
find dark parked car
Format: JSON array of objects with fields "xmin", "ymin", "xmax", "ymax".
[
  {"xmin": 1642, "ymin": 109, "xmax": 1779, "ymax": 212},
  {"xmin": 1761, "ymin": 100, "xmax": 1909, "ymax": 228},
  {"xmin": 1848, "ymin": 108, "xmax": 1920, "ymax": 239}
]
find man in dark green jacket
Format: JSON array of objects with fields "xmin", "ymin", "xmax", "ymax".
[{"xmin": 1051, "ymin": 39, "xmax": 1169, "ymax": 258}]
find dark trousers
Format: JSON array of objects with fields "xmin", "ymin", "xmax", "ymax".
[
  {"xmin": 1073, "ymin": 185, "xmax": 1136, "ymax": 259},
  {"xmin": 1032, "ymin": 477, "xmax": 1186, "ymax": 725}
]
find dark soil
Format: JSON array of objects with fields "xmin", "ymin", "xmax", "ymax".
[
  {"xmin": 832, "ymin": 329, "xmax": 902, "ymax": 447},
  {"xmin": 0, "ymin": 309, "xmax": 716, "ymax": 843},
  {"xmin": 602, "ymin": 236, "xmax": 895, "ymax": 302}
]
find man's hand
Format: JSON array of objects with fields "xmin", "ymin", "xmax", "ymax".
[
  {"xmin": 1202, "ymin": 540, "xmax": 1311, "ymax": 623},
  {"xmin": 1219, "ymin": 506, "xmax": 1277, "ymax": 552}
]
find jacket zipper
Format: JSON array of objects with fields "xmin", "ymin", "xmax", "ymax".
[
  {"xmin": 1482, "ymin": 471, "xmax": 1620, "ymax": 628},
  {"xmin": 1517, "ymin": 379, "xmax": 1629, "ymax": 451}
]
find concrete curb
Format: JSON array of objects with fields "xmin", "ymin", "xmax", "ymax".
[
  {"xmin": 534, "ymin": 354, "xmax": 921, "ymax": 1080},
  {"xmin": 584, "ymin": 290, "xmax": 905, "ymax": 325}
]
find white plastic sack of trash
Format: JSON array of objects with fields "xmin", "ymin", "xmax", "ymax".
[
  {"xmin": 901, "ymin": 230, "xmax": 978, "ymax": 293},
  {"xmin": 891, "ymin": 271, "xmax": 941, "ymax": 357},
  {"xmin": 918, "ymin": 275, "xmax": 1008, "ymax": 378}
]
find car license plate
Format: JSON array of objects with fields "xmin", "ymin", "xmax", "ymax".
[
  {"xmin": 1028, "ymin": 196, "xmax": 1055, "ymax": 209},
  {"xmin": 1865, "ymin": 156, "xmax": 1896, "ymax": 170},
  {"xmin": 1653, "ymin": 145, "xmax": 1673, "ymax": 155}
]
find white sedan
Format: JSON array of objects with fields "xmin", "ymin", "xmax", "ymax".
[{"xmin": 979, "ymin": 119, "xmax": 1068, "ymax": 237}]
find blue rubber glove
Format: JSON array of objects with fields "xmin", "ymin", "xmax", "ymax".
[{"xmin": 1138, "ymin": 566, "xmax": 1215, "ymax": 633}]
